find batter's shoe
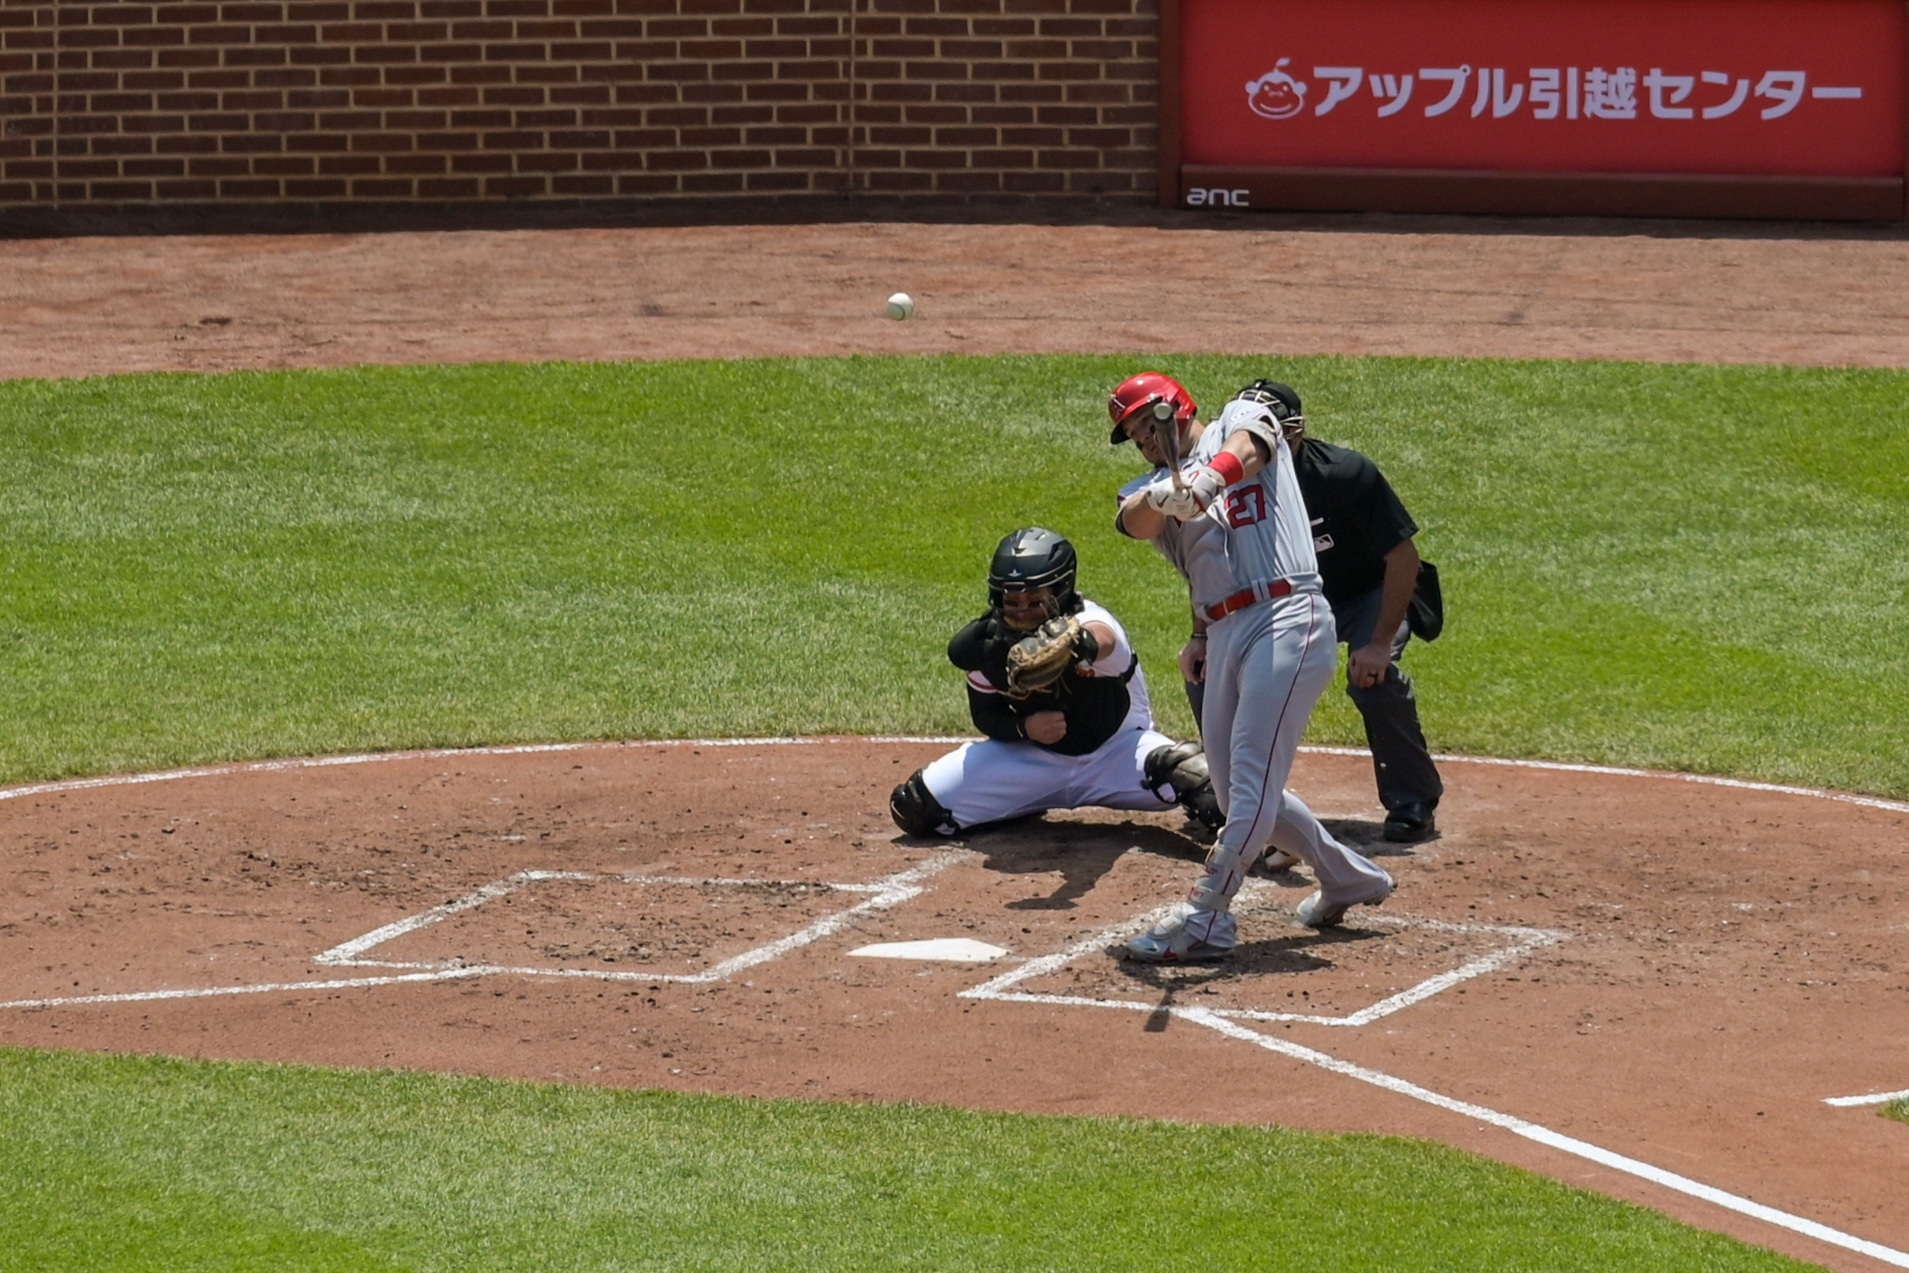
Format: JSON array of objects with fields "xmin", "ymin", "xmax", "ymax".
[
  {"xmin": 1259, "ymin": 849, "xmax": 1302, "ymax": 873},
  {"xmin": 1295, "ymin": 874, "xmax": 1394, "ymax": 930},
  {"xmin": 1125, "ymin": 903, "xmax": 1237, "ymax": 963}
]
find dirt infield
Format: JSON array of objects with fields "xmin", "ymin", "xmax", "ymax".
[
  {"xmin": 2, "ymin": 740, "xmax": 1906, "ymax": 1269},
  {"xmin": 4, "ymin": 215, "xmax": 1908, "ymax": 1269},
  {"xmin": 3, "ymin": 216, "xmax": 1909, "ymax": 380}
]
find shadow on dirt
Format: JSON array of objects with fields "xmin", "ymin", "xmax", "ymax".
[
  {"xmin": 927, "ymin": 812, "xmax": 1387, "ymax": 910},
  {"xmin": 896, "ymin": 810, "xmax": 1411, "ymax": 912},
  {"xmin": 1105, "ymin": 923, "xmax": 1391, "ymax": 988},
  {"xmin": 1319, "ymin": 816, "xmax": 1429, "ymax": 858},
  {"xmin": 967, "ymin": 816, "xmax": 1203, "ymax": 912}
]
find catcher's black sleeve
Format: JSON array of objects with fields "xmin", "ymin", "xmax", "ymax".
[
  {"xmin": 947, "ymin": 615, "xmax": 1004, "ymax": 671},
  {"xmin": 967, "ymin": 685, "xmax": 1025, "ymax": 741}
]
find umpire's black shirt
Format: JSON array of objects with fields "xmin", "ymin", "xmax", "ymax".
[{"xmin": 1292, "ymin": 438, "xmax": 1418, "ymax": 609}]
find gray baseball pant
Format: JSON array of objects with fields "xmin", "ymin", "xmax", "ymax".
[{"xmin": 1188, "ymin": 591, "xmax": 1393, "ymax": 914}]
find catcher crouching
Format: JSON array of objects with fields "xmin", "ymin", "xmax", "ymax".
[{"xmin": 890, "ymin": 527, "xmax": 1220, "ymax": 838}]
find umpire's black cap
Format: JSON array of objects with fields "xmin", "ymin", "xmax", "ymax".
[{"xmin": 1235, "ymin": 379, "xmax": 1303, "ymax": 420}]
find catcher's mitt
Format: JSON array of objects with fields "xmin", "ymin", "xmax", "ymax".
[{"xmin": 1005, "ymin": 614, "xmax": 1088, "ymax": 697}]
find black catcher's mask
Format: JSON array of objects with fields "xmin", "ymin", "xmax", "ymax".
[{"xmin": 987, "ymin": 527, "xmax": 1081, "ymax": 629}]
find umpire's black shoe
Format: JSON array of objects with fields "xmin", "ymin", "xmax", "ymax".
[{"xmin": 1382, "ymin": 801, "xmax": 1438, "ymax": 843}]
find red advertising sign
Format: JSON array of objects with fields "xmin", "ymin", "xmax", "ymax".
[{"xmin": 1181, "ymin": 0, "xmax": 1904, "ymax": 177}]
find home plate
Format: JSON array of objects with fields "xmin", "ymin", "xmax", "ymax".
[{"xmin": 848, "ymin": 938, "xmax": 1009, "ymax": 962}]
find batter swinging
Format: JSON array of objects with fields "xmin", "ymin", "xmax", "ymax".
[{"xmin": 1110, "ymin": 374, "xmax": 1395, "ymax": 962}]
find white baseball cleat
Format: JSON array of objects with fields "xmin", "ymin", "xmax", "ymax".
[
  {"xmin": 1125, "ymin": 903, "xmax": 1237, "ymax": 963},
  {"xmin": 1295, "ymin": 873, "xmax": 1394, "ymax": 930},
  {"xmin": 1259, "ymin": 849, "xmax": 1302, "ymax": 873}
]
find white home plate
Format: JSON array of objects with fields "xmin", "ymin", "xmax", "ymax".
[{"xmin": 848, "ymin": 938, "xmax": 1009, "ymax": 962}]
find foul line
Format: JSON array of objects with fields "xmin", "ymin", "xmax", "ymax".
[
  {"xmin": 4, "ymin": 739, "xmax": 1906, "ymax": 816},
  {"xmin": 960, "ymin": 906, "xmax": 1909, "ymax": 1270},
  {"xmin": 1824, "ymin": 1087, "xmax": 1909, "ymax": 1108},
  {"xmin": 0, "ymin": 854, "xmax": 960, "ymax": 1011},
  {"xmin": 1183, "ymin": 1009, "xmax": 1909, "ymax": 1270}
]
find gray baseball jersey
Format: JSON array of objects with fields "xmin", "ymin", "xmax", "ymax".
[
  {"xmin": 1188, "ymin": 399, "xmax": 1323, "ymax": 606},
  {"xmin": 1117, "ymin": 467, "xmax": 1233, "ymax": 612},
  {"xmin": 1117, "ymin": 398, "xmax": 1393, "ymax": 955}
]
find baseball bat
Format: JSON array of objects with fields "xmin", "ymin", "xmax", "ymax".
[{"xmin": 1150, "ymin": 399, "xmax": 1186, "ymax": 491}]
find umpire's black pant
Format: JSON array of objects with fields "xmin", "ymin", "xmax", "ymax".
[{"xmin": 1186, "ymin": 583, "xmax": 1442, "ymax": 815}]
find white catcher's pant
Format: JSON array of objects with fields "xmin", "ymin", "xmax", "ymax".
[
  {"xmin": 1194, "ymin": 591, "xmax": 1393, "ymax": 910},
  {"xmin": 920, "ymin": 725, "xmax": 1180, "ymax": 830}
]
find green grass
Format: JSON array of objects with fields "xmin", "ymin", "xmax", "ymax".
[
  {"xmin": 2, "ymin": 353, "xmax": 1906, "ymax": 795},
  {"xmin": 0, "ymin": 351, "xmax": 1898, "ymax": 1272},
  {"xmin": 1887, "ymin": 1098, "xmax": 1909, "ymax": 1126},
  {"xmin": 0, "ymin": 1047, "xmax": 1826, "ymax": 1273}
]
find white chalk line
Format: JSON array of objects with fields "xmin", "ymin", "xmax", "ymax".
[
  {"xmin": 1303, "ymin": 744, "xmax": 1909, "ymax": 816},
  {"xmin": 1231, "ymin": 916, "xmax": 1566, "ymax": 1026},
  {"xmin": 312, "ymin": 869, "xmax": 891, "ymax": 968},
  {"xmin": 0, "ymin": 854, "xmax": 960, "ymax": 1010},
  {"xmin": 314, "ymin": 874, "xmax": 536, "ymax": 966},
  {"xmin": 1180, "ymin": 1009, "xmax": 1909, "ymax": 1270},
  {"xmin": 0, "ymin": 970, "xmax": 486, "ymax": 1011},
  {"xmin": 6, "ymin": 738, "xmax": 1902, "ymax": 1258},
  {"xmin": 1824, "ymin": 1087, "xmax": 1909, "ymax": 1108},
  {"xmin": 4, "ymin": 738, "xmax": 1905, "ymax": 815},
  {"xmin": 0, "ymin": 737, "xmax": 969, "ymax": 804},
  {"xmin": 960, "ymin": 886, "xmax": 1565, "ymax": 1028},
  {"xmin": 962, "ymin": 901, "xmax": 1909, "ymax": 1270}
]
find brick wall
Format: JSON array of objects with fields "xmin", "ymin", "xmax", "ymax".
[{"xmin": 0, "ymin": 0, "xmax": 1160, "ymax": 212}]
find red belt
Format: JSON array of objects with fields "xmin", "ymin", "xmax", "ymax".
[{"xmin": 1202, "ymin": 579, "xmax": 1293, "ymax": 622}]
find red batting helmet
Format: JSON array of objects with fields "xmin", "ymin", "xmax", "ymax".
[{"xmin": 1108, "ymin": 372, "xmax": 1197, "ymax": 445}]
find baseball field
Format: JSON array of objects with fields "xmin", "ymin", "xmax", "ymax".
[{"xmin": 2, "ymin": 221, "xmax": 1906, "ymax": 1271}]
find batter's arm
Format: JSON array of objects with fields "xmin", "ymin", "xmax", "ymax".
[
  {"xmin": 1216, "ymin": 428, "xmax": 1272, "ymax": 479},
  {"xmin": 1348, "ymin": 537, "xmax": 1421, "ymax": 689},
  {"xmin": 1117, "ymin": 489, "xmax": 1169, "ymax": 539},
  {"xmin": 1159, "ymin": 426, "xmax": 1275, "ymax": 520},
  {"xmin": 1176, "ymin": 603, "xmax": 1209, "ymax": 681}
]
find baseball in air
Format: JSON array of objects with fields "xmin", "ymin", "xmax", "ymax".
[{"xmin": 886, "ymin": 292, "xmax": 914, "ymax": 321}]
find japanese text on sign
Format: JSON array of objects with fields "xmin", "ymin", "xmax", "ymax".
[
  {"xmin": 1262, "ymin": 64, "xmax": 1862, "ymax": 121},
  {"xmin": 1181, "ymin": 0, "xmax": 1903, "ymax": 178}
]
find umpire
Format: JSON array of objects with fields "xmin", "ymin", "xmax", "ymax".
[{"xmin": 1225, "ymin": 379, "xmax": 1444, "ymax": 843}]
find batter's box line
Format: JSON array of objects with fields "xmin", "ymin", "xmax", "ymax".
[
  {"xmin": 309, "ymin": 854, "xmax": 965, "ymax": 984},
  {"xmin": 315, "ymin": 864, "xmax": 934, "ymax": 975},
  {"xmin": 960, "ymin": 886, "xmax": 1567, "ymax": 1027},
  {"xmin": 0, "ymin": 854, "xmax": 960, "ymax": 1012}
]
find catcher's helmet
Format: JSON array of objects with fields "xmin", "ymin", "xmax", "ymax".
[
  {"xmin": 1108, "ymin": 372, "xmax": 1197, "ymax": 445},
  {"xmin": 1235, "ymin": 378, "xmax": 1304, "ymax": 421},
  {"xmin": 987, "ymin": 527, "xmax": 1080, "ymax": 615}
]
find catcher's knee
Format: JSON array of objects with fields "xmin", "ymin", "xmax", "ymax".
[
  {"xmin": 890, "ymin": 770, "xmax": 960, "ymax": 838},
  {"xmin": 1145, "ymin": 741, "xmax": 1224, "ymax": 831}
]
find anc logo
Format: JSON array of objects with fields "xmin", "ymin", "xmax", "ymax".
[{"xmin": 1246, "ymin": 59, "xmax": 1307, "ymax": 119}]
